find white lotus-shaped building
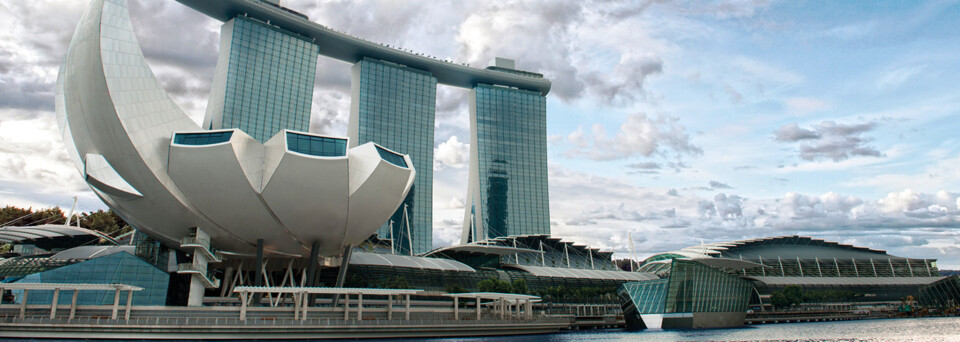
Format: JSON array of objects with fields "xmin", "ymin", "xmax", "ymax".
[{"xmin": 55, "ymin": 0, "xmax": 415, "ymax": 257}]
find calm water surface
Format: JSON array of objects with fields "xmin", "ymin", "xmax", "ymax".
[
  {"xmin": 9, "ymin": 317, "xmax": 960, "ymax": 342},
  {"xmin": 407, "ymin": 317, "xmax": 960, "ymax": 342}
]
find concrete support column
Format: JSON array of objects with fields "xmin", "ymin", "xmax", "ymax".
[
  {"xmin": 239, "ymin": 292, "xmax": 247, "ymax": 321},
  {"xmin": 19, "ymin": 289, "xmax": 29, "ymax": 319},
  {"xmin": 69, "ymin": 290, "xmax": 79, "ymax": 319},
  {"xmin": 111, "ymin": 289, "xmax": 121, "ymax": 320},
  {"xmin": 50, "ymin": 288, "xmax": 60, "ymax": 318},
  {"xmin": 125, "ymin": 290, "xmax": 134, "ymax": 320},
  {"xmin": 476, "ymin": 297, "xmax": 481, "ymax": 320},
  {"xmin": 253, "ymin": 239, "xmax": 264, "ymax": 306},
  {"xmin": 343, "ymin": 293, "xmax": 350, "ymax": 320},
  {"xmin": 500, "ymin": 297, "xmax": 505, "ymax": 319},
  {"xmin": 357, "ymin": 293, "xmax": 363, "ymax": 320},
  {"xmin": 453, "ymin": 296, "xmax": 459, "ymax": 320},
  {"xmin": 301, "ymin": 292, "xmax": 309, "ymax": 321},
  {"xmin": 405, "ymin": 294, "xmax": 411, "ymax": 320},
  {"xmin": 294, "ymin": 292, "xmax": 300, "ymax": 320},
  {"xmin": 387, "ymin": 294, "xmax": 393, "ymax": 320}
]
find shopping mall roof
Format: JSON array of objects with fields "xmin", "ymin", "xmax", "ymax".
[
  {"xmin": 645, "ymin": 235, "xmax": 917, "ymax": 263},
  {"xmin": 0, "ymin": 224, "xmax": 117, "ymax": 250},
  {"xmin": 747, "ymin": 276, "xmax": 946, "ymax": 287},
  {"xmin": 423, "ymin": 244, "xmax": 543, "ymax": 257},
  {"xmin": 349, "ymin": 251, "xmax": 476, "ymax": 272},
  {"xmin": 502, "ymin": 264, "xmax": 659, "ymax": 281}
]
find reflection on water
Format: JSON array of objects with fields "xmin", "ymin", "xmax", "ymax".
[
  {"xmin": 408, "ymin": 317, "xmax": 960, "ymax": 342},
  {"xmin": 5, "ymin": 317, "xmax": 960, "ymax": 342}
]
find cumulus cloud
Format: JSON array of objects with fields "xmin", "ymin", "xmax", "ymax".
[
  {"xmin": 434, "ymin": 135, "xmax": 470, "ymax": 170},
  {"xmin": 774, "ymin": 120, "xmax": 885, "ymax": 162},
  {"xmin": 566, "ymin": 113, "xmax": 702, "ymax": 161}
]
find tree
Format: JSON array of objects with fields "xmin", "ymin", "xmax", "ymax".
[
  {"xmin": 444, "ymin": 283, "xmax": 467, "ymax": 294},
  {"xmin": 382, "ymin": 276, "xmax": 409, "ymax": 289},
  {"xmin": 477, "ymin": 278, "xmax": 512, "ymax": 293},
  {"xmin": 771, "ymin": 285, "xmax": 805, "ymax": 309},
  {"xmin": 0, "ymin": 206, "xmax": 32, "ymax": 226},
  {"xmin": 511, "ymin": 278, "xmax": 529, "ymax": 294}
]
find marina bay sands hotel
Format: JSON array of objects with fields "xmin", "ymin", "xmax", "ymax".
[{"xmin": 180, "ymin": 0, "xmax": 551, "ymax": 254}]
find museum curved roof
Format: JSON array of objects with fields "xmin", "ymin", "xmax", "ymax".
[{"xmin": 175, "ymin": 0, "xmax": 552, "ymax": 94}]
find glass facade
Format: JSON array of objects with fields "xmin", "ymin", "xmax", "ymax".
[
  {"xmin": 376, "ymin": 146, "xmax": 408, "ymax": 168},
  {"xmin": 286, "ymin": 132, "xmax": 346, "ymax": 157},
  {"xmin": 350, "ymin": 57, "xmax": 437, "ymax": 255},
  {"xmin": 619, "ymin": 260, "xmax": 752, "ymax": 315},
  {"xmin": 12, "ymin": 252, "xmax": 169, "ymax": 306},
  {"xmin": 465, "ymin": 84, "xmax": 549, "ymax": 241},
  {"xmin": 208, "ymin": 16, "xmax": 318, "ymax": 143},
  {"xmin": 918, "ymin": 275, "xmax": 960, "ymax": 310},
  {"xmin": 173, "ymin": 131, "xmax": 233, "ymax": 145}
]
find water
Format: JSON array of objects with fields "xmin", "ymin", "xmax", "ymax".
[
  {"xmin": 403, "ymin": 317, "xmax": 960, "ymax": 342},
  {"xmin": 7, "ymin": 317, "xmax": 960, "ymax": 341}
]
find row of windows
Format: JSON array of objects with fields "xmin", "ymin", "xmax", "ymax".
[
  {"xmin": 218, "ymin": 16, "xmax": 319, "ymax": 143},
  {"xmin": 472, "ymin": 84, "xmax": 549, "ymax": 238},
  {"xmin": 173, "ymin": 131, "xmax": 233, "ymax": 145},
  {"xmin": 355, "ymin": 59, "xmax": 438, "ymax": 254},
  {"xmin": 286, "ymin": 132, "xmax": 347, "ymax": 157}
]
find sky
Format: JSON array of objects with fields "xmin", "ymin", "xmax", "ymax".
[{"xmin": 2, "ymin": 0, "xmax": 960, "ymax": 266}]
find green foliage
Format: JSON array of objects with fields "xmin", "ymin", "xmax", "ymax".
[
  {"xmin": 0, "ymin": 206, "xmax": 33, "ymax": 225},
  {"xmin": 0, "ymin": 244, "xmax": 11, "ymax": 253},
  {"xmin": 477, "ymin": 277, "xmax": 513, "ymax": 293},
  {"xmin": 511, "ymin": 278, "xmax": 529, "ymax": 294},
  {"xmin": 381, "ymin": 276, "xmax": 409, "ymax": 289},
  {"xmin": 344, "ymin": 274, "xmax": 368, "ymax": 288},
  {"xmin": 804, "ymin": 289, "xmax": 862, "ymax": 303},
  {"xmin": 444, "ymin": 283, "xmax": 467, "ymax": 294},
  {"xmin": 0, "ymin": 205, "xmax": 131, "ymax": 237},
  {"xmin": 535, "ymin": 285, "xmax": 617, "ymax": 301},
  {"xmin": 770, "ymin": 285, "xmax": 861, "ymax": 309},
  {"xmin": 770, "ymin": 285, "xmax": 806, "ymax": 309}
]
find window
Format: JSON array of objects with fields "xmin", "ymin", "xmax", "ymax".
[
  {"xmin": 376, "ymin": 146, "xmax": 408, "ymax": 168},
  {"xmin": 286, "ymin": 132, "xmax": 346, "ymax": 157},
  {"xmin": 173, "ymin": 131, "xmax": 233, "ymax": 145}
]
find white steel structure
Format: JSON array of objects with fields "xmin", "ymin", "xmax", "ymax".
[{"xmin": 55, "ymin": 0, "xmax": 415, "ymax": 258}]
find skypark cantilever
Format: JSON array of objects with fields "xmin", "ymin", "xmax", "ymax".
[{"xmin": 176, "ymin": 0, "xmax": 553, "ymax": 95}]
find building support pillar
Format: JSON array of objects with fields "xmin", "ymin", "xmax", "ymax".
[
  {"xmin": 305, "ymin": 241, "xmax": 320, "ymax": 306},
  {"xmin": 357, "ymin": 293, "xmax": 363, "ymax": 320},
  {"xmin": 343, "ymin": 293, "xmax": 350, "ymax": 320},
  {"xmin": 69, "ymin": 289, "xmax": 79, "ymax": 319},
  {"xmin": 111, "ymin": 289, "xmax": 121, "ymax": 320},
  {"xmin": 50, "ymin": 288, "xmax": 60, "ymax": 318},
  {"xmin": 253, "ymin": 239, "xmax": 264, "ymax": 306},
  {"xmin": 125, "ymin": 290, "xmax": 134, "ymax": 320},
  {"xmin": 19, "ymin": 289, "xmax": 28, "ymax": 319},
  {"xmin": 387, "ymin": 294, "xmax": 393, "ymax": 320},
  {"xmin": 239, "ymin": 292, "xmax": 247, "ymax": 321},
  {"xmin": 332, "ymin": 245, "xmax": 354, "ymax": 307},
  {"xmin": 405, "ymin": 294, "xmax": 410, "ymax": 320},
  {"xmin": 476, "ymin": 297, "xmax": 481, "ymax": 320},
  {"xmin": 453, "ymin": 296, "xmax": 459, "ymax": 320}
]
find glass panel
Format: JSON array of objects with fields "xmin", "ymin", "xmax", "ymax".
[
  {"xmin": 173, "ymin": 131, "xmax": 233, "ymax": 145},
  {"xmin": 286, "ymin": 132, "xmax": 347, "ymax": 157}
]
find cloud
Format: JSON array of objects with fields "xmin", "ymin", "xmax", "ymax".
[
  {"xmin": 566, "ymin": 113, "xmax": 702, "ymax": 161},
  {"xmin": 709, "ymin": 181, "xmax": 733, "ymax": 190},
  {"xmin": 434, "ymin": 135, "xmax": 470, "ymax": 170},
  {"xmin": 774, "ymin": 120, "xmax": 885, "ymax": 162}
]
